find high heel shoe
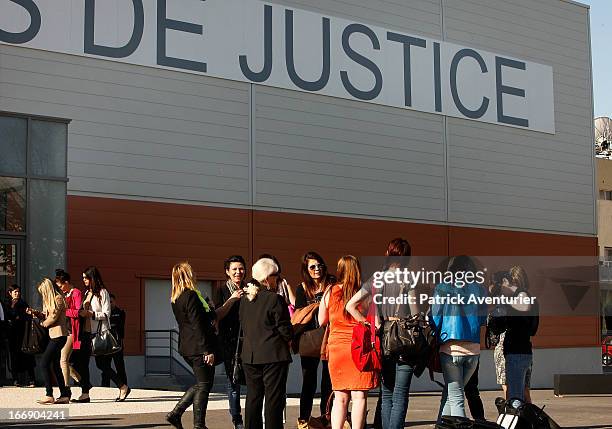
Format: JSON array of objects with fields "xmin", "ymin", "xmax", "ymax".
[
  {"xmin": 116, "ymin": 386, "xmax": 131, "ymax": 402},
  {"xmin": 70, "ymin": 395, "xmax": 90, "ymax": 403}
]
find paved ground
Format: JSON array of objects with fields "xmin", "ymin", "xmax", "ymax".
[{"xmin": 0, "ymin": 386, "xmax": 611, "ymax": 428}]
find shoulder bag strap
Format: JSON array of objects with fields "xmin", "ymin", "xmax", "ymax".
[{"xmin": 394, "ymin": 282, "xmax": 405, "ymax": 318}]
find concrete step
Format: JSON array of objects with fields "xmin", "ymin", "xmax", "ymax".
[{"xmin": 141, "ymin": 375, "xmax": 187, "ymax": 391}]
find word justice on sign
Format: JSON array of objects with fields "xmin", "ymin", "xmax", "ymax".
[{"xmin": 0, "ymin": 0, "xmax": 555, "ymax": 133}]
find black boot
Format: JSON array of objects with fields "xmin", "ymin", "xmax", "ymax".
[
  {"xmin": 166, "ymin": 385, "xmax": 196, "ymax": 429},
  {"xmin": 192, "ymin": 382, "xmax": 211, "ymax": 429}
]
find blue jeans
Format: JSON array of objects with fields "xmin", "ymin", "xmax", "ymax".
[
  {"xmin": 224, "ymin": 359, "xmax": 242, "ymax": 423},
  {"xmin": 505, "ymin": 354, "xmax": 532, "ymax": 402},
  {"xmin": 438, "ymin": 353, "xmax": 480, "ymax": 420},
  {"xmin": 381, "ymin": 358, "xmax": 414, "ymax": 429}
]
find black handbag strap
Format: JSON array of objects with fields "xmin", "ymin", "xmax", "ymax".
[{"xmin": 234, "ymin": 327, "xmax": 243, "ymax": 359}]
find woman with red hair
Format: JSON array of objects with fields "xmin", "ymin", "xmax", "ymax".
[{"xmin": 319, "ymin": 255, "xmax": 378, "ymax": 429}]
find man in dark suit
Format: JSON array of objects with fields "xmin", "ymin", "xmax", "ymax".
[{"xmin": 240, "ymin": 258, "xmax": 293, "ymax": 429}]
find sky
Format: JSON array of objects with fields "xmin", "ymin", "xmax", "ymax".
[{"xmin": 582, "ymin": 0, "xmax": 612, "ymax": 118}]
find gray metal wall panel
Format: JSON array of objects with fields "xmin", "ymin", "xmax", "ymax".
[
  {"xmin": 0, "ymin": 45, "xmax": 251, "ymax": 205},
  {"xmin": 0, "ymin": 0, "xmax": 594, "ymax": 236},
  {"xmin": 270, "ymin": 0, "xmax": 441, "ymax": 38},
  {"xmin": 252, "ymin": 85, "xmax": 447, "ymax": 221},
  {"xmin": 443, "ymin": 0, "xmax": 594, "ymax": 234}
]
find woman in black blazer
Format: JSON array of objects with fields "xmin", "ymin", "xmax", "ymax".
[
  {"xmin": 166, "ymin": 262, "xmax": 217, "ymax": 429},
  {"xmin": 240, "ymin": 257, "xmax": 293, "ymax": 429}
]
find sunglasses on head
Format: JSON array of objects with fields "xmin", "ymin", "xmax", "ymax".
[{"xmin": 308, "ymin": 263, "xmax": 324, "ymax": 270}]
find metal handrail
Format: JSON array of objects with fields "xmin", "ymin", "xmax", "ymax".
[{"xmin": 144, "ymin": 329, "xmax": 191, "ymax": 376}]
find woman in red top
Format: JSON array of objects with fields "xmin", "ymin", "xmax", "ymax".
[
  {"xmin": 55, "ymin": 269, "xmax": 82, "ymax": 391},
  {"xmin": 319, "ymin": 256, "xmax": 378, "ymax": 429}
]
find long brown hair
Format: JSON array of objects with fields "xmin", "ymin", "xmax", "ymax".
[
  {"xmin": 301, "ymin": 251, "xmax": 332, "ymax": 300},
  {"xmin": 337, "ymin": 255, "xmax": 361, "ymax": 317},
  {"xmin": 83, "ymin": 266, "xmax": 105, "ymax": 297}
]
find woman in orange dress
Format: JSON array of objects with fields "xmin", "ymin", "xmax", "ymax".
[{"xmin": 319, "ymin": 255, "xmax": 378, "ymax": 429}]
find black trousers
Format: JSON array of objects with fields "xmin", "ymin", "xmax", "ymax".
[
  {"xmin": 244, "ymin": 361, "xmax": 289, "ymax": 429},
  {"xmin": 8, "ymin": 329, "xmax": 36, "ymax": 382},
  {"xmin": 100, "ymin": 348, "xmax": 128, "ymax": 387},
  {"xmin": 41, "ymin": 336, "xmax": 69, "ymax": 398},
  {"xmin": 299, "ymin": 356, "xmax": 332, "ymax": 420},
  {"xmin": 95, "ymin": 353, "xmax": 126, "ymax": 388},
  {"xmin": 72, "ymin": 333, "xmax": 92, "ymax": 394},
  {"xmin": 171, "ymin": 355, "xmax": 215, "ymax": 429},
  {"xmin": 465, "ymin": 362, "xmax": 485, "ymax": 420}
]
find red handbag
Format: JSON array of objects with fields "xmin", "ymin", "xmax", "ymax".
[{"xmin": 351, "ymin": 301, "xmax": 382, "ymax": 372}]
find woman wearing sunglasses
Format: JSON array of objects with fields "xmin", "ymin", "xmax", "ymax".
[{"xmin": 294, "ymin": 252, "xmax": 335, "ymax": 429}]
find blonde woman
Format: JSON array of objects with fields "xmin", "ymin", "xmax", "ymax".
[
  {"xmin": 27, "ymin": 279, "xmax": 71, "ymax": 404},
  {"xmin": 166, "ymin": 262, "xmax": 217, "ymax": 429}
]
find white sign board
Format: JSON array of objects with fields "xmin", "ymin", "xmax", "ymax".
[{"xmin": 0, "ymin": 0, "xmax": 556, "ymax": 133}]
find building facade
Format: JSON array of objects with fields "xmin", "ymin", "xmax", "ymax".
[{"xmin": 0, "ymin": 0, "xmax": 599, "ymax": 390}]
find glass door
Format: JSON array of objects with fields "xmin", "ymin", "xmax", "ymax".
[{"xmin": 0, "ymin": 238, "xmax": 24, "ymax": 302}]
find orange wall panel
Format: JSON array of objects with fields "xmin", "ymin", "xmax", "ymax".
[{"xmin": 67, "ymin": 196, "xmax": 600, "ymax": 353}]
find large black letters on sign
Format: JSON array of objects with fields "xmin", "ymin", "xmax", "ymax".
[
  {"xmin": 340, "ymin": 24, "xmax": 383, "ymax": 101},
  {"xmin": 450, "ymin": 48, "xmax": 490, "ymax": 119},
  {"xmin": 386, "ymin": 32, "xmax": 426, "ymax": 107},
  {"xmin": 157, "ymin": 0, "xmax": 207, "ymax": 72},
  {"xmin": 0, "ymin": 0, "xmax": 41, "ymax": 44},
  {"xmin": 239, "ymin": 4, "xmax": 273, "ymax": 83},
  {"xmin": 285, "ymin": 9, "xmax": 330, "ymax": 92},
  {"xmin": 84, "ymin": 0, "xmax": 144, "ymax": 58},
  {"xmin": 496, "ymin": 56, "xmax": 529, "ymax": 128}
]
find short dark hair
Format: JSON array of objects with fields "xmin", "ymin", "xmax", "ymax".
[
  {"xmin": 386, "ymin": 238, "xmax": 411, "ymax": 257},
  {"xmin": 55, "ymin": 268, "xmax": 71, "ymax": 283},
  {"xmin": 224, "ymin": 255, "xmax": 246, "ymax": 273},
  {"xmin": 8, "ymin": 284, "xmax": 20, "ymax": 293}
]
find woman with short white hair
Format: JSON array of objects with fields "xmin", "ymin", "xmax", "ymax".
[{"xmin": 240, "ymin": 258, "xmax": 293, "ymax": 429}]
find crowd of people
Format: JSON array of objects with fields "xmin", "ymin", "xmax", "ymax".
[
  {"xmin": 0, "ymin": 268, "xmax": 130, "ymax": 405},
  {"xmin": 166, "ymin": 237, "xmax": 538, "ymax": 429},
  {"xmin": 0, "ymin": 236, "xmax": 538, "ymax": 429}
]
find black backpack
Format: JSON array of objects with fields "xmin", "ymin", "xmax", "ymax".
[{"xmin": 495, "ymin": 397, "xmax": 561, "ymax": 429}]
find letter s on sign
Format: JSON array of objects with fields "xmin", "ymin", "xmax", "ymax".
[{"xmin": 0, "ymin": 0, "xmax": 41, "ymax": 44}]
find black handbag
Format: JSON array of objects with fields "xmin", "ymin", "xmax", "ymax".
[
  {"xmin": 232, "ymin": 328, "xmax": 246, "ymax": 386},
  {"xmin": 382, "ymin": 312, "xmax": 430, "ymax": 360},
  {"xmin": 21, "ymin": 319, "xmax": 49, "ymax": 354},
  {"xmin": 91, "ymin": 315, "xmax": 122, "ymax": 356},
  {"xmin": 381, "ymin": 283, "xmax": 430, "ymax": 361},
  {"xmin": 495, "ymin": 397, "xmax": 560, "ymax": 429},
  {"xmin": 437, "ymin": 416, "xmax": 503, "ymax": 429}
]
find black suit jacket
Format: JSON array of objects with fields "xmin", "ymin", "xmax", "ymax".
[
  {"xmin": 171, "ymin": 289, "xmax": 217, "ymax": 358},
  {"xmin": 239, "ymin": 289, "xmax": 293, "ymax": 364}
]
